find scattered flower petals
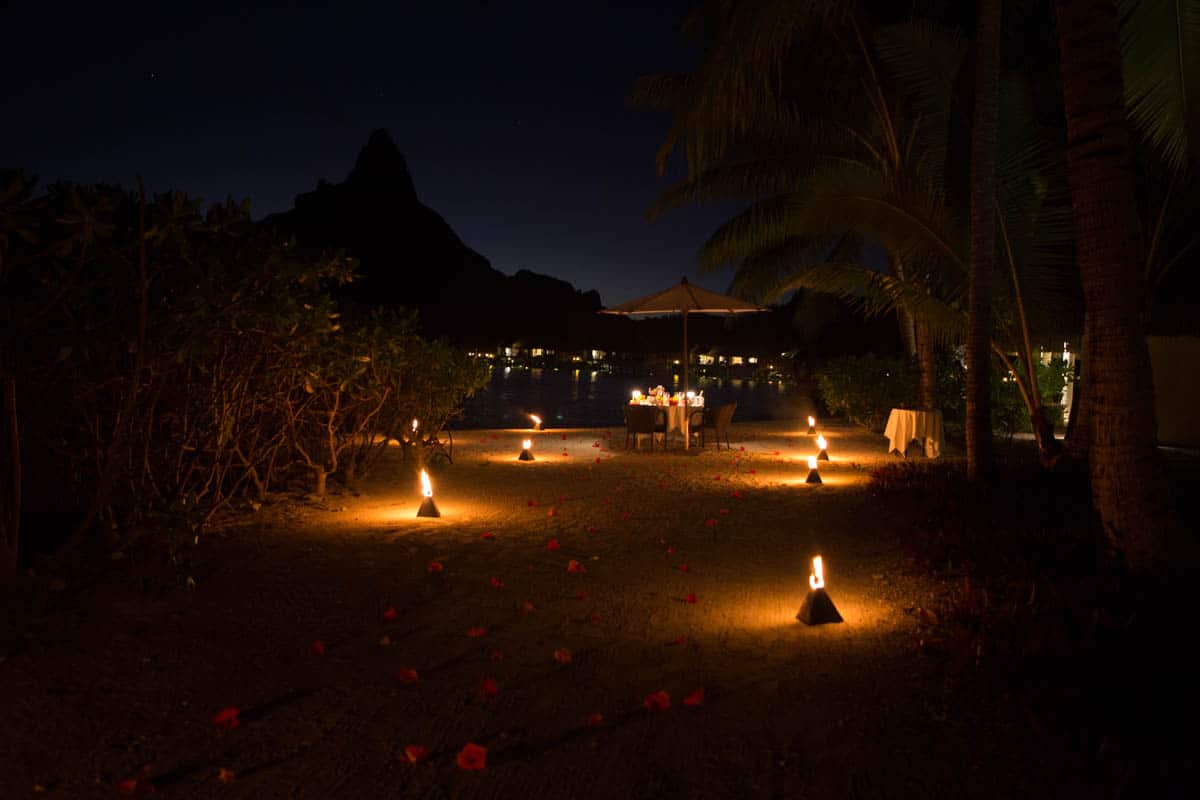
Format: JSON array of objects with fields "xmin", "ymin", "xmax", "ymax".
[
  {"xmin": 773, "ymin": 451, "xmax": 780, "ymax": 455},
  {"xmin": 576, "ymin": 590, "xmax": 588, "ymax": 600},
  {"xmin": 546, "ymin": 538, "xmax": 561, "ymax": 551},
  {"xmin": 585, "ymin": 712, "xmax": 604, "ymax": 727},
  {"xmin": 403, "ymin": 745, "xmax": 430, "ymax": 764},
  {"xmin": 562, "ymin": 451, "xmax": 570, "ymax": 456},
  {"xmin": 685, "ymin": 593, "xmax": 697, "ymax": 604},
  {"xmin": 547, "ymin": 507, "xmax": 558, "ymax": 517},
  {"xmin": 586, "ymin": 525, "xmax": 598, "ymax": 533},
  {"xmin": 620, "ymin": 511, "xmax": 631, "ymax": 521},
  {"xmin": 730, "ymin": 491, "xmax": 742, "ymax": 499},
  {"xmin": 592, "ymin": 442, "xmax": 601, "ymax": 448},
  {"xmin": 683, "ymin": 687, "xmax": 705, "ymax": 707},
  {"xmin": 379, "ymin": 635, "xmax": 392, "ymax": 646},
  {"xmin": 657, "ymin": 481, "xmax": 665, "ymax": 489},
  {"xmin": 595, "ymin": 457, "xmax": 601, "ymax": 464},
  {"xmin": 643, "ymin": 690, "xmax": 671, "ymax": 711},
  {"xmin": 394, "ymin": 668, "xmax": 419, "ymax": 684},
  {"xmin": 666, "ymin": 545, "xmax": 676, "ymax": 555},
  {"xmin": 590, "ymin": 613, "xmax": 601, "ymax": 624},
  {"xmin": 553, "ymin": 648, "xmax": 572, "ymax": 664},
  {"xmin": 383, "ymin": 607, "xmax": 398, "ymax": 620},
  {"xmin": 217, "ymin": 767, "xmax": 236, "ymax": 784},
  {"xmin": 211, "ymin": 707, "xmax": 240, "ymax": 729},
  {"xmin": 561, "ymin": 433, "xmax": 568, "ymax": 440},
  {"xmin": 559, "ymin": 495, "xmax": 567, "ymax": 502},
  {"xmin": 466, "ymin": 627, "xmax": 487, "ymax": 638},
  {"xmin": 714, "ymin": 475, "xmax": 721, "ymax": 481},
  {"xmin": 719, "ymin": 508, "xmax": 729, "ymax": 515},
  {"xmin": 522, "ymin": 600, "xmax": 535, "ymax": 612},
  {"xmin": 479, "ymin": 676, "xmax": 499, "ymax": 698},
  {"xmin": 490, "ymin": 576, "xmax": 505, "ymax": 589},
  {"xmin": 674, "ymin": 636, "xmax": 688, "ymax": 646},
  {"xmin": 602, "ymin": 497, "xmax": 611, "ymax": 505},
  {"xmin": 480, "ymin": 532, "xmax": 495, "ymax": 540},
  {"xmin": 427, "ymin": 561, "xmax": 444, "ymax": 574},
  {"xmin": 704, "ymin": 518, "xmax": 717, "ymax": 527},
  {"xmin": 567, "ymin": 559, "xmax": 586, "ymax": 575},
  {"xmin": 679, "ymin": 564, "xmax": 689, "ymax": 573},
  {"xmin": 116, "ymin": 778, "xmax": 155, "ymax": 795},
  {"xmin": 527, "ymin": 499, "xmax": 537, "ymax": 507},
  {"xmin": 739, "ymin": 446, "xmax": 746, "ymax": 451},
  {"xmin": 307, "ymin": 639, "xmax": 325, "ymax": 656},
  {"xmin": 749, "ymin": 469, "xmax": 757, "ymax": 474},
  {"xmin": 491, "ymin": 649, "xmax": 505, "ymax": 661},
  {"xmin": 456, "ymin": 742, "xmax": 488, "ymax": 771}
]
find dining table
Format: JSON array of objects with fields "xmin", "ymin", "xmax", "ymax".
[
  {"xmin": 630, "ymin": 399, "xmax": 700, "ymax": 441},
  {"xmin": 884, "ymin": 408, "xmax": 944, "ymax": 458}
]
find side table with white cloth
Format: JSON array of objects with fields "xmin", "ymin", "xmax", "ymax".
[{"xmin": 884, "ymin": 408, "xmax": 944, "ymax": 458}]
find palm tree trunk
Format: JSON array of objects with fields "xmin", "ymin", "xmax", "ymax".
[
  {"xmin": 1064, "ymin": 315, "xmax": 1092, "ymax": 459},
  {"xmin": 1055, "ymin": 0, "xmax": 1173, "ymax": 571},
  {"xmin": 916, "ymin": 321, "xmax": 936, "ymax": 409},
  {"xmin": 966, "ymin": 0, "xmax": 1001, "ymax": 480}
]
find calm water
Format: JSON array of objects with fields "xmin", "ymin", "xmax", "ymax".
[{"xmin": 457, "ymin": 367, "xmax": 808, "ymax": 429}]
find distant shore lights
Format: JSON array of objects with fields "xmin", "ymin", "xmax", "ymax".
[
  {"xmin": 417, "ymin": 468, "xmax": 440, "ymax": 517},
  {"xmin": 797, "ymin": 555, "xmax": 843, "ymax": 625}
]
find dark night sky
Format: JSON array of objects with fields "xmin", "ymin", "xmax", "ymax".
[{"xmin": 3, "ymin": 1, "xmax": 746, "ymax": 306}]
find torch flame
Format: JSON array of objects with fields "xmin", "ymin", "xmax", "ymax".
[
  {"xmin": 530, "ymin": 414, "xmax": 541, "ymax": 426},
  {"xmin": 808, "ymin": 456, "xmax": 818, "ymax": 470},
  {"xmin": 817, "ymin": 435, "xmax": 827, "ymax": 449},
  {"xmin": 412, "ymin": 418, "xmax": 419, "ymax": 432},
  {"xmin": 522, "ymin": 439, "xmax": 532, "ymax": 450},
  {"xmin": 809, "ymin": 555, "xmax": 825, "ymax": 590},
  {"xmin": 807, "ymin": 415, "xmax": 815, "ymax": 427},
  {"xmin": 419, "ymin": 469, "xmax": 433, "ymax": 498}
]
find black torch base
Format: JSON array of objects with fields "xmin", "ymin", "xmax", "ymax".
[
  {"xmin": 807, "ymin": 425, "xmax": 816, "ymax": 435},
  {"xmin": 818, "ymin": 449, "xmax": 830, "ymax": 461},
  {"xmin": 417, "ymin": 497, "xmax": 441, "ymax": 518},
  {"xmin": 797, "ymin": 587, "xmax": 843, "ymax": 625},
  {"xmin": 806, "ymin": 469, "xmax": 822, "ymax": 484},
  {"xmin": 518, "ymin": 450, "xmax": 535, "ymax": 461}
]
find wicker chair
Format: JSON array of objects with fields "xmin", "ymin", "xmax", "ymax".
[
  {"xmin": 624, "ymin": 405, "xmax": 667, "ymax": 450},
  {"xmin": 689, "ymin": 402, "xmax": 737, "ymax": 450}
]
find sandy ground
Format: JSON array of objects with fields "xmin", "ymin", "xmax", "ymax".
[{"xmin": 1, "ymin": 421, "xmax": 1048, "ymax": 798}]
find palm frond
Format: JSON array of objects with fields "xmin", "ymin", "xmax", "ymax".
[{"xmin": 1119, "ymin": 0, "xmax": 1200, "ymax": 170}]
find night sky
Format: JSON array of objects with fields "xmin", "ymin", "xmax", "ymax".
[{"xmin": 3, "ymin": 1, "xmax": 746, "ymax": 306}]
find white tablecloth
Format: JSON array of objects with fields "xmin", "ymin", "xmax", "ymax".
[
  {"xmin": 631, "ymin": 404, "xmax": 694, "ymax": 437},
  {"xmin": 884, "ymin": 409, "xmax": 944, "ymax": 458}
]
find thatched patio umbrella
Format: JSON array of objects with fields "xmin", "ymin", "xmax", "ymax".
[{"xmin": 600, "ymin": 277, "xmax": 765, "ymax": 448}]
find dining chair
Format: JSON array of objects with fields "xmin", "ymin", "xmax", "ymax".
[
  {"xmin": 690, "ymin": 403, "xmax": 737, "ymax": 450},
  {"xmin": 625, "ymin": 405, "xmax": 666, "ymax": 450}
]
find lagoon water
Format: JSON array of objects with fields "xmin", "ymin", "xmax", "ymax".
[{"xmin": 457, "ymin": 367, "xmax": 809, "ymax": 430}]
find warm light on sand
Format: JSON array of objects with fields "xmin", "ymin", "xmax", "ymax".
[
  {"xmin": 420, "ymin": 469, "xmax": 433, "ymax": 498},
  {"xmin": 809, "ymin": 555, "xmax": 825, "ymax": 590}
]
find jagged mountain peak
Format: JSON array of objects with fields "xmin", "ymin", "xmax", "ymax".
[{"xmin": 347, "ymin": 128, "xmax": 416, "ymax": 197}]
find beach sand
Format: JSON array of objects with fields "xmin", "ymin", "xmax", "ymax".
[{"xmin": 2, "ymin": 420, "xmax": 1029, "ymax": 798}]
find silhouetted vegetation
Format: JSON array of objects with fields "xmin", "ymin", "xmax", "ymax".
[{"xmin": 0, "ymin": 172, "xmax": 487, "ymax": 574}]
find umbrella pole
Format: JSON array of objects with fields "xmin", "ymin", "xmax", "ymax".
[{"xmin": 682, "ymin": 309, "xmax": 689, "ymax": 450}]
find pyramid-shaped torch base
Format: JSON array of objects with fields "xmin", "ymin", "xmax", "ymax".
[
  {"xmin": 817, "ymin": 449, "xmax": 830, "ymax": 461},
  {"xmin": 417, "ymin": 497, "xmax": 441, "ymax": 518},
  {"xmin": 807, "ymin": 425, "xmax": 816, "ymax": 435},
  {"xmin": 518, "ymin": 450, "xmax": 535, "ymax": 461},
  {"xmin": 797, "ymin": 587, "xmax": 843, "ymax": 625},
  {"xmin": 806, "ymin": 469, "xmax": 822, "ymax": 484}
]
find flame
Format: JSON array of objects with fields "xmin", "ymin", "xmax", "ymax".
[
  {"xmin": 522, "ymin": 439, "xmax": 532, "ymax": 450},
  {"xmin": 420, "ymin": 469, "xmax": 433, "ymax": 497},
  {"xmin": 807, "ymin": 415, "xmax": 815, "ymax": 427},
  {"xmin": 807, "ymin": 456, "xmax": 818, "ymax": 470},
  {"xmin": 809, "ymin": 555, "xmax": 825, "ymax": 590},
  {"xmin": 412, "ymin": 418, "xmax": 419, "ymax": 432},
  {"xmin": 530, "ymin": 414, "xmax": 541, "ymax": 426},
  {"xmin": 817, "ymin": 435, "xmax": 827, "ymax": 450}
]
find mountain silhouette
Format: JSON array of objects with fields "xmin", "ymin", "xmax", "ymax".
[{"xmin": 263, "ymin": 129, "xmax": 600, "ymax": 340}]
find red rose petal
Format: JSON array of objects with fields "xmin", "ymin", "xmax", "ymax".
[
  {"xmin": 553, "ymin": 648, "xmax": 572, "ymax": 664},
  {"xmin": 480, "ymin": 532, "xmax": 495, "ymax": 540},
  {"xmin": 683, "ymin": 687, "xmax": 705, "ymax": 707},
  {"xmin": 456, "ymin": 742, "xmax": 487, "ymax": 771},
  {"xmin": 490, "ymin": 576, "xmax": 504, "ymax": 589},
  {"xmin": 620, "ymin": 511, "xmax": 631, "ymax": 521},
  {"xmin": 466, "ymin": 626, "xmax": 487, "ymax": 638},
  {"xmin": 561, "ymin": 433, "xmax": 568, "ymax": 440},
  {"xmin": 595, "ymin": 457, "xmax": 601, "ymax": 464},
  {"xmin": 719, "ymin": 508, "xmax": 729, "ymax": 515},
  {"xmin": 491, "ymin": 649, "xmax": 505, "ymax": 661},
  {"xmin": 674, "ymin": 636, "xmax": 687, "ymax": 646},
  {"xmin": 427, "ymin": 561, "xmax": 444, "ymax": 574},
  {"xmin": 749, "ymin": 469, "xmax": 757, "ymax": 474},
  {"xmin": 704, "ymin": 518, "xmax": 717, "ymax": 527},
  {"xmin": 576, "ymin": 590, "xmax": 588, "ymax": 600},
  {"xmin": 643, "ymin": 690, "xmax": 671, "ymax": 711},
  {"xmin": 211, "ymin": 707, "xmax": 240, "ymax": 729},
  {"xmin": 479, "ymin": 676, "xmax": 499, "ymax": 698},
  {"xmin": 585, "ymin": 712, "xmax": 604, "ymax": 727},
  {"xmin": 567, "ymin": 559, "xmax": 586, "ymax": 575},
  {"xmin": 394, "ymin": 668, "xmax": 419, "ymax": 684},
  {"xmin": 307, "ymin": 639, "xmax": 325, "ymax": 656},
  {"xmin": 545, "ymin": 539, "xmax": 560, "ymax": 551},
  {"xmin": 685, "ymin": 593, "xmax": 697, "ymax": 604},
  {"xmin": 679, "ymin": 563, "xmax": 689, "ymax": 573},
  {"xmin": 522, "ymin": 600, "xmax": 535, "ymax": 612},
  {"xmin": 730, "ymin": 490, "xmax": 742, "ymax": 499},
  {"xmin": 590, "ymin": 613, "xmax": 601, "ymax": 624},
  {"xmin": 714, "ymin": 475, "xmax": 721, "ymax": 481},
  {"xmin": 527, "ymin": 499, "xmax": 537, "ymax": 507},
  {"xmin": 383, "ymin": 607, "xmax": 398, "ymax": 620},
  {"xmin": 547, "ymin": 507, "xmax": 558, "ymax": 517},
  {"xmin": 666, "ymin": 545, "xmax": 676, "ymax": 554}
]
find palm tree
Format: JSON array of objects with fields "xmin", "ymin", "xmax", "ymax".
[
  {"xmin": 1055, "ymin": 0, "xmax": 1175, "ymax": 570},
  {"xmin": 966, "ymin": 0, "xmax": 1002, "ymax": 479}
]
